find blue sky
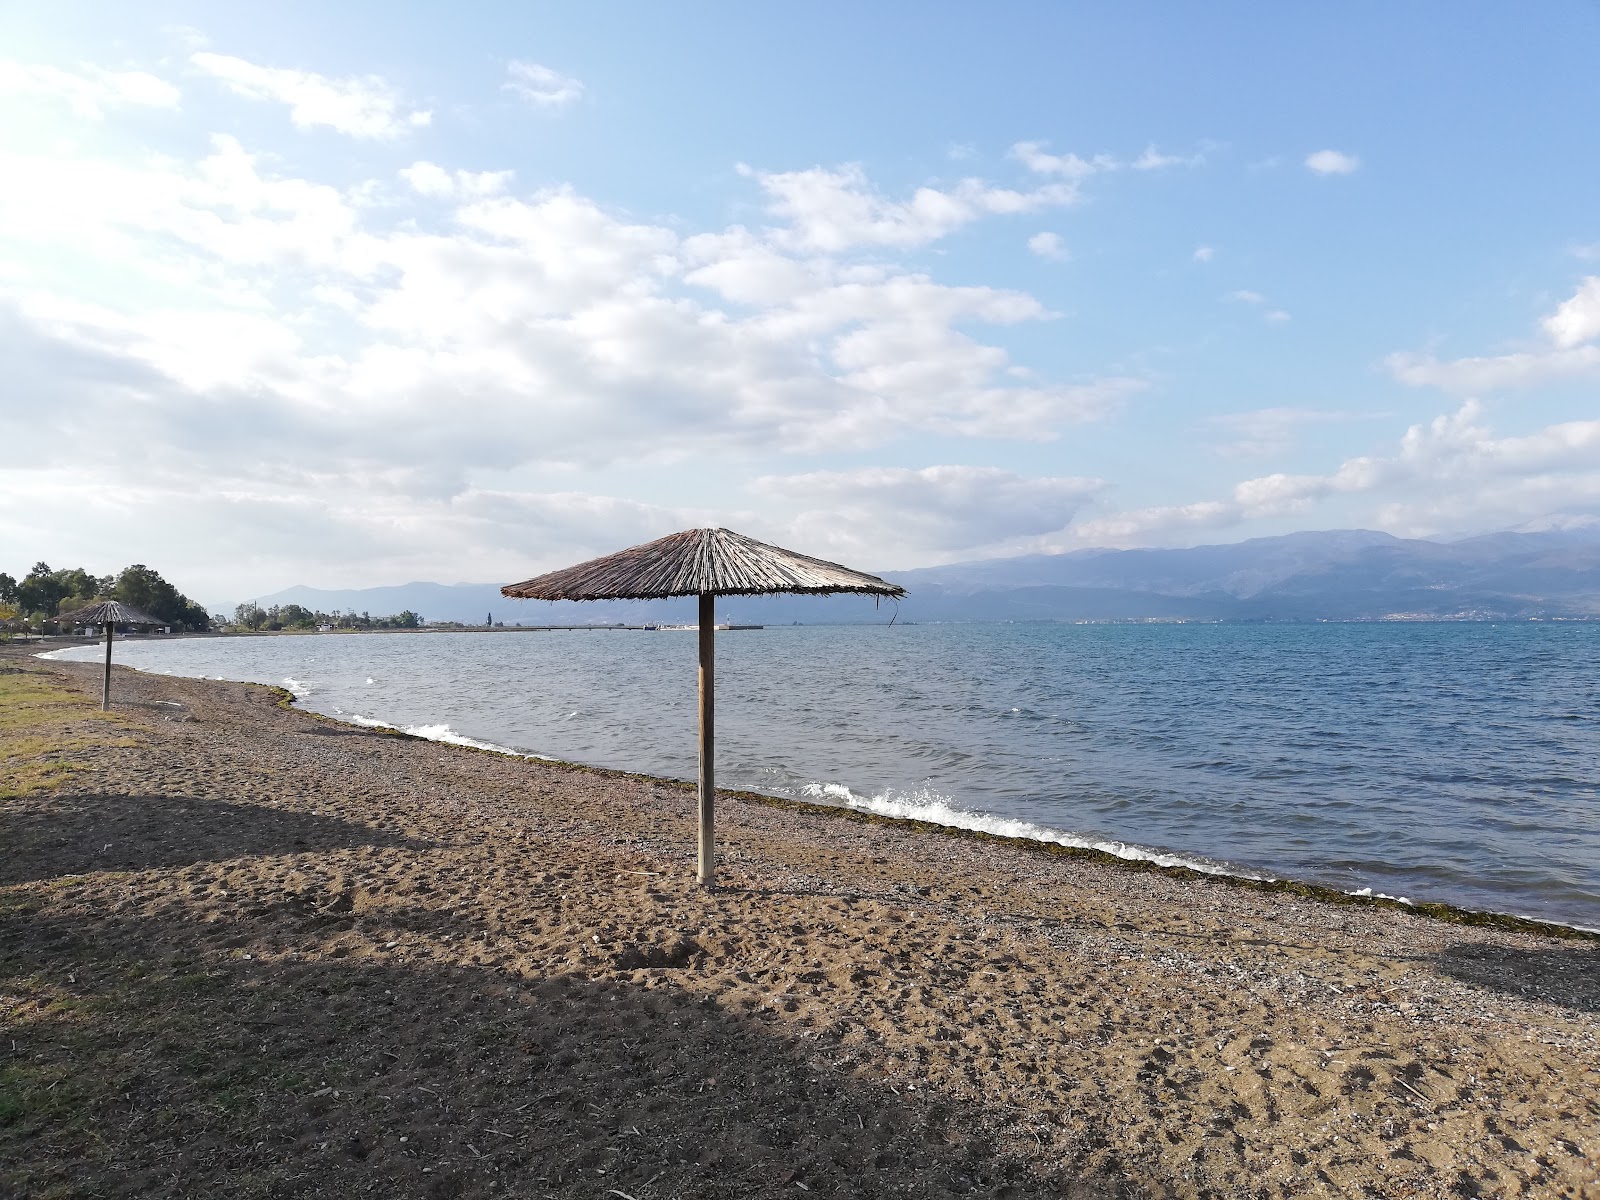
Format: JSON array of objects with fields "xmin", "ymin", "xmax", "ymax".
[{"xmin": 2, "ymin": 3, "xmax": 1598, "ymax": 599}]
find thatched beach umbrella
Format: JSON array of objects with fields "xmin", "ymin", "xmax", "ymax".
[
  {"xmin": 55, "ymin": 600, "xmax": 164, "ymax": 711},
  {"xmin": 502, "ymin": 527, "xmax": 905, "ymax": 887}
]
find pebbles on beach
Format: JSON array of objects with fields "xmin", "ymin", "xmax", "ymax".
[{"xmin": 3, "ymin": 654, "xmax": 1597, "ymax": 1199}]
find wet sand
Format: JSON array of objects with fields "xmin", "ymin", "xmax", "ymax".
[{"xmin": 3, "ymin": 652, "xmax": 1597, "ymax": 1198}]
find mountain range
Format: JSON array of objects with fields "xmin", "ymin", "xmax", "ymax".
[{"xmin": 243, "ymin": 527, "xmax": 1600, "ymax": 625}]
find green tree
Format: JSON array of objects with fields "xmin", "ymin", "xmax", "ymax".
[
  {"xmin": 0, "ymin": 573, "xmax": 16, "ymax": 604},
  {"xmin": 17, "ymin": 563, "xmax": 68, "ymax": 617},
  {"xmin": 52, "ymin": 567, "xmax": 101, "ymax": 615},
  {"xmin": 111, "ymin": 564, "xmax": 211, "ymax": 631},
  {"xmin": 234, "ymin": 602, "xmax": 268, "ymax": 630},
  {"xmin": 278, "ymin": 604, "xmax": 316, "ymax": 629}
]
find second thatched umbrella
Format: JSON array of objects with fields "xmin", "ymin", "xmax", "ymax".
[
  {"xmin": 502, "ymin": 527, "xmax": 905, "ymax": 887},
  {"xmin": 55, "ymin": 599, "xmax": 165, "ymax": 711}
]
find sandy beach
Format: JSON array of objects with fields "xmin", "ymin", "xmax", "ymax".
[{"xmin": 2, "ymin": 650, "xmax": 1596, "ymax": 1199}]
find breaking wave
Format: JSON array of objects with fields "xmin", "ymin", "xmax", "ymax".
[
  {"xmin": 340, "ymin": 713, "xmax": 552, "ymax": 760},
  {"xmin": 797, "ymin": 780, "xmax": 1268, "ymax": 880}
]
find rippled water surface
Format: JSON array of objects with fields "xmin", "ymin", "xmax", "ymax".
[{"xmin": 49, "ymin": 622, "xmax": 1600, "ymax": 927}]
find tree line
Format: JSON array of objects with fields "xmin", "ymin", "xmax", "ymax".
[
  {"xmin": 230, "ymin": 604, "xmax": 422, "ymax": 631},
  {"xmin": 0, "ymin": 562, "xmax": 428, "ymax": 636},
  {"xmin": 0, "ymin": 563, "xmax": 211, "ymax": 632}
]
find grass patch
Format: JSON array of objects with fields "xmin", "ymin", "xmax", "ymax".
[{"xmin": 0, "ymin": 670, "xmax": 139, "ymax": 800}]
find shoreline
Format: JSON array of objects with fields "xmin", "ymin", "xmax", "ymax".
[
  {"xmin": 4, "ymin": 648, "xmax": 1597, "ymax": 1197},
  {"xmin": 280, "ymin": 685, "xmax": 1599, "ymax": 943},
  {"xmin": 39, "ymin": 643, "xmax": 1599, "ymax": 940}
]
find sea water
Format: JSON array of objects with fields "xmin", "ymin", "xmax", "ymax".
[{"xmin": 45, "ymin": 622, "xmax": 1600, "ymax": 929}]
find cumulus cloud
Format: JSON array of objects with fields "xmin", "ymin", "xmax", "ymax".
[
  {"xmin": 503, "ymin": 60, "xmax": 584, "ymax": 108},
  {"xmin": 1012, "ymin": 141, "xmax": 1204, "ymax": 179},
  {"xmin": 1027, "ymin": 231, "xmax": 1067, "ymax": 260},
  {"xmin": 1068, "ymin": 500, "xmax": 1236, "ymax": 545},
  {"xmin": 1009, "ymin": 141, "xmax": 1118, "ymax": 179},
  {"xmin": 400, "ymin": 160, "xmax": 514, "ymax": 199},
  {"xmin": 1389, "ymin": 276, "xmax": 1600, "ymax": 392},
  {"xmin": 0, "ymin": 118, "xmax": 1156, "ymax": 592},
  {"xmin": 1065, "ymin": 402, "xmax": 1600, "ymax": 547},
  {"xmin": 1296, "ymin": 403, "xmax": 1600, "ymax": 534},
  {"xmin": 0, "ymin": 60, "xmax": 180, "ymax": 117},
  {"xmin": 751, "ymin": 466, "xmax": 1105, "ymax": 561},
  {"xmin": 1542, "ymin": 276, "xmax": 1600, "ymax": 348},
  {"xmin": 1305, "ymin": 149, "xmax": 1359, "ymax": 175},
  {"xmin": 746, "ymin": 162, "xmax": 1078, "ymax": 253},
  {"xmin": 190, "ymin": 52, "xmax": 430, "ymax": 137},
  {"xmin": 1387, "ymin": 345, "xmax": 1600, "ymax": 392}
]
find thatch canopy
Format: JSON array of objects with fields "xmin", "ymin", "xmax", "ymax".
[
  {"xmin": 56, "ymin": 600, "xmax": 163, "ymax": 627},
  {"xmin": 501, "ymin": 527, "xmax": 906, "ymax": 602}
]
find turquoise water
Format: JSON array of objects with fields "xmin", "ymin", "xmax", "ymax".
[{"xmin": 48, "ymin": 622, "xmax": 1600, "ymax": 928}]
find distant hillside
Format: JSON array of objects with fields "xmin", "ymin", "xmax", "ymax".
[{"xmin": 247, "ymin": 527, "xmax": 1600, "ymax": 625}]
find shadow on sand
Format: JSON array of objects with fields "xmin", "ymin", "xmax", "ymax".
[
  {"xmin": 0, "ymin": 792, "xmax": 433, "ymax": 886},
  {"xmin": 0, "ymin": 898, "xmax": 1134, "ymax": 1200},
  {"xmin": 1434, "ymin": 940, "xmax": 1600, "ymax": 1015}
]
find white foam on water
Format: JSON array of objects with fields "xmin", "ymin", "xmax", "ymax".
[
  {"xmin": 1346, "ymin": 886, "xmax": 1414, "ymax": 905},
  {"xmin": 364, "ymin": 677, "xmax": 376, "ymax": 686},
  {"xmin": 281, "ymin": 677, "xmax": 311, "ymax": 698},
  {"xmin": 798, "ymin": 781, "xmax": 1268, "ymax": 880},
  {"xmin": 343, "ymin": 713, "xmax": 553, "ymax": 760},
  {"xmin": 343, "ymin": 713, "xmax": 394, "ymax": 729}
]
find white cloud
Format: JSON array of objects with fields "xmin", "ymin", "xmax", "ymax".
[
  {"xmin": 400, "ymin": 160, "xmax": 514, "ymax": 199},
  {"xmin": 1389, "ymin": 276, "xmax": 1600, "ymax": 392},
  {"xmin": 0, "ymin": 60, "xmax": 180, "ymax": 118},
  {"xmin": 504, "ymin": 60, "xmax": 584, "ymax": 108},
  {"xmin": 747, "ymin": 162, "xmax": 1077, "ymax": 253},
  {"xmin": 1069, "ymin": 500, "xmax": 1237, "ymax": 544},
  {"xmin": 751, "ymin": 465, "xmax": 1105, "ymax": 561},
  {"xmin": 190, "ymin": 52, "xmax": 430, "ymax": 138},
  {"xmin": 1572, "ymin": 243, "xmax": 1600, "ymax": 262},
  {"xmin": 0, "ymin": 131, "xmax": 1145, "ymax": 563},
  {"xmin": 1542, "ymin": 276, "xmax": 1600, "ymax": 348},
  {"xmin": 1132, "ymin": 145, "xmax": 1204, "ymax": 170},
  {"xmin": 1027, "ymin": 231, "xmax": 1067, "ymax": 261},
  {"xmin": 1065, "ymin": 401, "xmax": 1600, "ymax": 547},
  {"xmin": 1226, "ymin": 290, "xmax": 1290, "ymax": 323},
  {"xmin": 1305, "ymin": 149, "xmax": 1359, "ymax": 175},
  {"xmin": 1388, "ymin": 346, "xmax": 1600, "ymax": 392},
  {"xmin": 1010, "ymin": 141, "xmax": 1118, "ymax": 179},
  {"xmin": 741, "ymin": 143, "xmax": 1202, "ymax": 255},
  {"xmin": 1193, "ymin": 245, "xmax": 1215, "ymax": 263},
  {"xmin": 1012, "ymin": 140, "xmax": 1203, "ymax": 179}
]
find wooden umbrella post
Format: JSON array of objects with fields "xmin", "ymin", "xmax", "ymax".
[
  {"xmin": 499, "ymin": 527, "xmax": 905, "ymax": 887},
  {"xmin": 102, "ymin": 621, "xmax": 113, "ymax": 711},
  {"xmin": 697, "ymin": 591, "xmax": 715, "ymax": 888}
]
